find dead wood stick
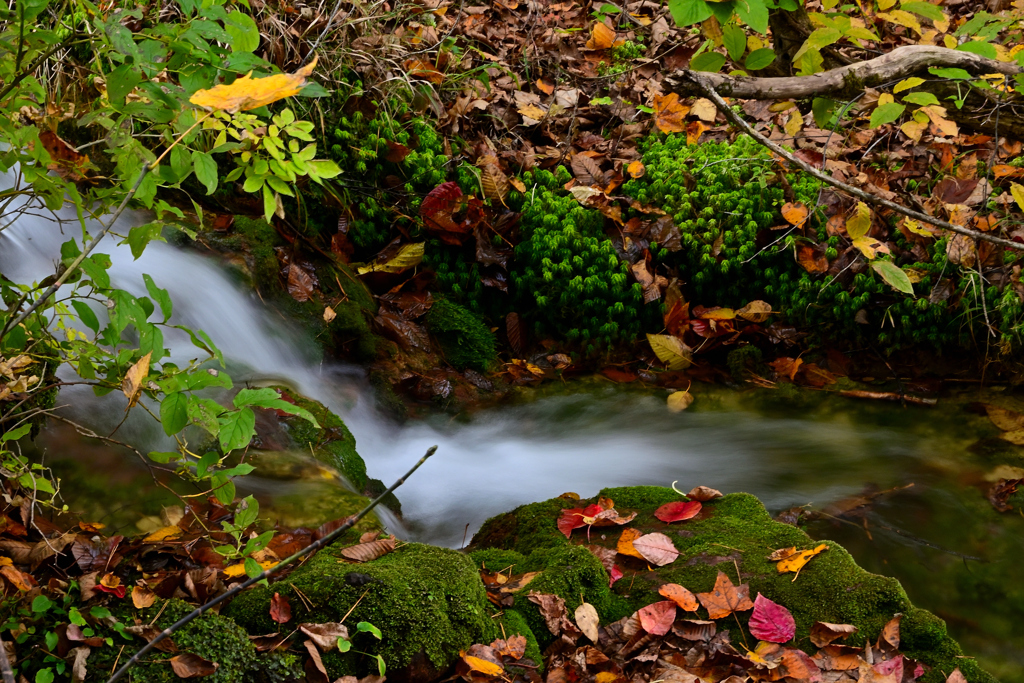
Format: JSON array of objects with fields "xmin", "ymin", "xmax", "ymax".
[
  {"xmin": 665, "ymin": 45, "xmax": 1021, "ymax": 100},
  {"xmin": 839, "ymin": 389, "xmax": 937, "ymax": 406},
  {"xmin": 105, "ymin": 445, "xmax": 437, "ymax": 683},
  {"xmin": 682, "ymin": 70, "xmax": 1024, "ymax": 252}
]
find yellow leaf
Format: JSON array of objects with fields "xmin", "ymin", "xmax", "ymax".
[
  {"xmin": 902, "ymin": 219, "xmax": 934, "ymax": 238},
  {"xmin": 517, "ymin": 103, "xmax": 547, "ymax": 121},
  {"xmin": 121, "ymin": 352, "xmax": 152, "ymax": 408},
  {"xmin": 690, "ymin": 98, "xmax": 717, "ymax": 122},
  {"xmin": 653, "ymin": 93, "xmax": 689, "ymax": 134},
  {"xmin": 747, "ymin": 35, "xmax": 764, "ymax": 51},
  {"xmin": 784, "ymin": 109, "xmax": 802, "ymax": 137},
  {"xmin": 737, "ymin": 300, "xmax": 772, "ymax": 322},
  {"xmin": 933, "ymin": 13, "xmax": 950, "ymax": 33},
  {"xmin": 667, "ymin": 390, "xmax": 694, "ymax": 412},
  {"xmin": 143, "ymin": 525, "xmax": 182, "ymax": 543},
  {"xmin": 132, "ymin": 585, "xmax": 157, "ymax": 609},
  {"xmin": 893, "ymin": 77, "xmax": 924, "ymax": 93},
  {"xmin": 877, "ymin": 93, "xmax": 895, "ymax": 106},
  {"xmin": 877, "ymin": 10, "xmax": 921, "ymax": 35},
  {"xmin": 357, "ymin": 243, "xmax": 425, "ymax": 275},
  {"xmin": 782, "ymin": 202, "xmax": 808, "ymax": 226},
  {"xmin": 647, "ymin": 334, "xmax": 692, "ymax": 371},
  {"xmin": 943, "ymin": 35, "xmax": 957, "ymax": 49},
  {"xmin": 323, "ymin": 306, "xmax": 336, "ymax": 323},
  {"xmin": 1011, "ymin": 183, "xmax": 1024, "ymax": 212},
  {"xmin": 190, "ymin": 57, "xmax": 318, "ymax": 113},
  {"xmin": 919, "ymin": 104, "xmax": 958, "ymax": 137},
  {"xmin": 877, "ymin": 0, "xmax": 897, "ymax": 9},
  {"xmin": 845, "ymin": 202, "xmax": 871, "ymax": 240},
  {"xmin": 900, "ymin": 118, "xmax": 928, "ymax": 143},
  {"xmin": 617, "ymin": 528, "xmax": 646, "ymax": 559},
  {"xmin": 464, "ymin": 655, "xmax": 503, "ymax": 676},
  {"xmin": 776, "ymin": 543, "xmax": 828, "ymax": 580},
  {"xmin": 0, "ymin": 557, "xmax": 12, "ymax": 566},
  {"xmin": 223, "ymin": 560, "xmax": 277, "ymax": 577},
  {"xmin": 586, "ymin": 22, "xmax": 616, "ymax": 50},
  {"xmin": 852, "ymin": 236, "xmax": 889, "ymax": 259},
  {"xmin": 595, "ymin": 673, "xmax": 619, "ymax": 683}
]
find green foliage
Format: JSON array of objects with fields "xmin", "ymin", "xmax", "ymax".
[
  {"xmin": 425, "ymin": 298, "xmax": 498, "ymax": 371},
  {"xmin": 511, "ymin": 167, "xmax": 652, "ymax": 355}
]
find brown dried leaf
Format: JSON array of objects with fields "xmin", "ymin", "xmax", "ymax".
[
  {"xmin": 299, "ymin": 623, "xmax": 350, "ymax": 651},
  {"xmin": 287, "ymin": 263, "xmax": 315, "ymax": 302},
  {"xmin": 696, "ymin": 571, "xmax": 754, "ymax": 619},
  {"xmin": 340, "ymin": 538, "xmax": 396, "ymax": 563},
  {"xmin": 169, "ymin": 653, "xmax": 219, "ymax": 678},
  {"xmin": 810, "ymin": 621, "xmax": 858, "ymax": 647},
  {"xmin": 571, "ymin": 154, "xmax": 604, "ymax": 186},
  {"xmin": 121, "ymin": 352, "xmax": 151, "ymax": 407}
]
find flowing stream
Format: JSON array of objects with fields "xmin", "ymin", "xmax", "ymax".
[{"xmin": 1, "ymin": 200, "xmax": 1022, "ymax": 679}]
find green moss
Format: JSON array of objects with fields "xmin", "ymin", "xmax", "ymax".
[
  {"xmin": 85, "ymin": 599, "xmax": 259, "ymax": 683},
  {"xmin": 492, "ymin": 609, "xmax": 543, "ymax": 671},
  {"xmin": 425, "ymin": 298, "xmax": 497, "ymax": 371},
  {"xmin": 469, "ymin": 487, "xmax": 996, "ymax": 683},
  {"xmin": 232, "ymin": 216, "xmax": 281, "ymax": 291},
  {"xmin": 224, "ymin": 543, "xmax": 496, "ymax": 678}
]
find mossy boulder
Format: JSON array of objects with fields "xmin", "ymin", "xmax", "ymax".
[
  {"xmin": 224, "ymin": 542, "xmax": 508, "ymax": 680},
  {"xmin": 468, "ymin": 486, "xmax": 996, "ymax": 683},
  {"xmin": 425, "ymin": 298, "xmax": 497, "ymax": 372}
]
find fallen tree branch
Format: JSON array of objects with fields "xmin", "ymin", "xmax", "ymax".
[
  {"xmin": 683, "ymin": 71, "xmax": 1024, "ymax": 252},
  {"xmin": 105, "ymin": 445, "xmax": 438, "ymax": 683},
  {"xmin": 666, "ymin": 45, "xmax": 1021, "ymax": 101}
]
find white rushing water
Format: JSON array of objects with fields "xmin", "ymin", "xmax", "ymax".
[{"xmin": 0, "ymin": 193, "xmax": 930, "ymax": 547}]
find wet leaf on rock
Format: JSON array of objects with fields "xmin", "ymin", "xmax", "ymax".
[
  {"xmin": 300, "ymin": 622, "xmax": 350, "ymax": 651},
  {"xmin": 748, "ymin": 593, "xmax": 796, "ymax": 643},
  {"xmin": 340, "ymin": 538, "xmax": 396, "ymax": 562},
  {"xmin": 658, "ymin": 583, "xmax": 699, "ymax": 611},
  {"xmin": 616, "ymin": 528, "xmax": 645, "ymax": 559},
  {"xmin": 654, "ymin": 500, "xmax": 701, "ymax": 523},
  {"xmin": 637, "ymin": 601, "xmax": 676, "ymax": 635},
  {"xmin": 631, "ymin": 532, "xmax": 679, "ymax": 566},
  {"xmin": 575, "ymin": 602, "xmax": 600, "ymax": 642},
  {"xmin": 270, "ymin": 592, "xmax": 291, "ymax": 624},
  {"xmin": 696, "ymin": 571, "xmax": 754, "ymax": 619},
  {"xmin": 686, "ymin": 486, "xmax": 722, "ymax": 502},
  {"xmin": 810, "ymin": 621, "xmax": 857, "ymax": 647},
  {"xmin": 773, "ymin": 543, "xmax": 828, "ymax": 580}
]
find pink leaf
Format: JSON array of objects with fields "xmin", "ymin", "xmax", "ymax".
[
  {"xmin": 631, "ymin": 532, "xmax": 679, "ymax": 566},
  {"xmin": 608, "ymin": 565, "xmax": 623, "ymax": 587},
  {"xmin": 654, "ymin": 500, "xmax": 702, "ymax": 523},
  {"xmin": 637, "ymin": 601, "xmax": 676, "ymax": 635},
  {"xmin": 875, "ymin": 656, "xmax": 903, "ymax": 680},
  {"xmin": 748, "ymin": 593, "xmax": 795, "ymax": 643}
]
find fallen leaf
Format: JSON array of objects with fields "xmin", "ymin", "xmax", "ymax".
[
  {"xmin": 617, "ymin": 528, "xmax": 646, "ymax": 559},
  {"xmin": 775, "ymin": 543, "xmax": 828, "ymax": 579},
  {"xmin": 653, "ymin": 93, "xmax": 689, "ymax": 134},
  {"xmin": 880, "ymin": 614, "xmax": 901, "ymax": 648},
  {"xmin": 638, "ymin": 601, "xmax": 676, "ymax": 635},
  {"xmin": 659, "ymin": 583, "xmax": 699, "ymax": 611},
  {"xmin": 287, "ymin": 263, "xmax": 315, "ymax": 302},
  {"xmin": 690, "ymin": 98, "xmax": 717, "ymax": 122},
  {"xmin": 463, "ymin": 654, "xmax": 503, "ymax": 676},
  {"xmin": 357, "ymin": 243, "xmax": 425, "ymax": 275},
  {"xmin": 340, "ymin": 538, "xmax": 396, "ymax": 562},
  {"xmin": 686, "ymin": 120, "xmax": 707, "ymax": 145},
  {"xmin": 121, "ymin": 352, "xmax": 151, "ymax": 408},
  {"xmin": 299, "ymin": 622, "xmax": 350, "ymax": 651},
  {"xmin": 270, "ymin": 592, "xmax": 291, "ymax": 624},
  {"xmin": 132, "ymin": 585, "xmax": 156, "ymax": 609},
  {"xmin": 810, "ymin": 621, "xmax": 858, "ymax": 647},
  {"xmin": 143, "ymin": 525, "xmax": 182, "ymax": 543},
  {"xmin": 748, "ymin": 593, "xmax": 796, "ymax": 643},
  {"xmin": 169, "ymin": 653, "xmax": 219, "ymax": 678},
  {"xmin": 782, "ymin": 202, "xmax": 809, "ymax": 226},
  {"xmin": 796, "ymin": 243, "xmax": 829, "ymax": 274},
  {"xmin": 586, "ymin": 22, "xmax": 616, "ymax": 50},
  {"xmin": 191, "ymin": 58, "xmax": 318, "ymax": 113},
  {"xmin": 696, "ymin": 571, "xmax": 754, "ymax": 619},
  {"xmin": 536, "ymin": 78, "xmax": 555, "ymax": 95},
  {"xmin": 404, "ymin": 58, "xmax": 445, "ymax": 83},
  {"xmin": 666, "ymin": 390, "xmax": 694, "ymax": 412},
  {"xmin": 575, "ymin": 603, "xmax": 600, "ymax": 642},
  {"xmin": 323, "ymin": 306, "xmax": 336, "ymax": 323},
  {"xmin": 737, "ymin": 300, "xmax": 771, "ymax": 323},
  {"xmin": 631, "ymin": 532, "xmax": 679, "ymax": 566},
  {"xmin": 654, "ymin": 500, "xmax": 702, "ymax": 523},
  {"xmin": 647, "ymin": 334, "xmax": 692, "ymax": 370},
  {"xmin": 686, "ymin": 485, "xmax": 722, "ymax": 501},
  {"xmin": 770, "ymin": 357, "xmax": 803, "ymax": 381},
  {"xmin": 627, "ymin": 161, "xmax": 646, "ymax": 179}
]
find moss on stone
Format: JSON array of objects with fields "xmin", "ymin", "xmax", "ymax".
[
  {"xmin": 224, "ymin": 543, "xmax": 496, "ymax": 678},
  {"xmin": 86, "ymin": 599, "xmax": 261, "ymax": 683},
  {"xmin": 468, "ymin": 487, "xmax": 996, "ymax": 683},
  {"xmin": 492, "ymin": 609, "xmax": 543, "ymax": 672},
  {"xmin": 425, "ymin": 298, "xmax": 497, "ymax": 372}
]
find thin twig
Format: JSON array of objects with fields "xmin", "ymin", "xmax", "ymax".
[
  {"xmin": 105, "ymin": 445, "xmax": 438, "ymax": 683},
  {"xmin": 683, "ymin": 72, "xmax": 1024, "ymax": 252}
]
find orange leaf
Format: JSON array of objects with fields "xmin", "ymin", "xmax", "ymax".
[
  {"xmin": 686, "ymin": 120, "xmax": 707, "ymax": 145},
  {"xmin": 190, "ymin": 57, "xmax": 318, "ymax": 113},
  {"xmin": 617, "ymin": 528, "xmax": 645, "ymax": 559},
  {"xmin": 653, "ymin": 93, "xmax": 689, "ymax": 134},
  {"xmin": 463, "ymin": 655, "xmax": 503, "ymax": 676},
  {"xmin": 404, "ymin": 58, "xmax": 445, "ymax": 84},
  {"xmin": 586, "ymin": 22, "xmax": 616, "ymax": 50},
  {"xmin": 536, "ymin": 78, "xmax": 555, "ymax": 95},
  {"xmin": 782, "ymin": 202, "xmax": 808, "ymax": 226},
  {"xmin": 696, "ymin": 570, "xmax": 754, "ymax": 619},
  {"xmin": 627, "ymin": 160, "xmax": 646, "ymax": 179},
  {"xmin": 143, "ymin": 525, "xmax": 182, "ymax": 543},
  {"xmin": 132, "ymin": 585, "xmax": 156, "ymax": 609},
  {"xmin": 659, "ymin": 583, "xmax": 699, "ymax": 611}
]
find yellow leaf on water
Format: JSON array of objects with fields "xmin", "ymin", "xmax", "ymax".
[
  {"xmin": 121, "ymin": 352, "xmax": 152, "ymax": 408},
  {"xmin": 667, "ymin": 390, "xmax": 694, "ymax": 413},
  {"xmin": 143, "ymin": 525, "xmax": 182, "ymax": 543},
  {"xmin": 190, "ymin": 57, "xmax": 318, "ymax": 113},
  {"xmin": 776, "ymin": 543, "xmax": 828, "ymax": 580}
]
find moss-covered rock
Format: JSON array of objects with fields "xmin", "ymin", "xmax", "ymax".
[
  {"xmin": 425, "ymin": 298, "xmax": 497, "ymax": 372},
  {"xmin": 468, "ymin": 486, "xmax": 996, "ymax": 683},
  {"xmin": 224, "ymin": 542, "xmax": 497, "ymax": 679}
]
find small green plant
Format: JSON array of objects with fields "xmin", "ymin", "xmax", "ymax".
[{"xmin": 337, "ymin": 621, "xmax": 386, "ymax": 676}]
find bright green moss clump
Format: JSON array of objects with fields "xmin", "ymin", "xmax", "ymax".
[
  {"xmin": 509, "ymin": 166, "xmax": 654, "ymax": 354},
  {"xmin": 468, "ymin": 486, "xmax": 996, "ymax": 683},
  {"xmin": 425, "ymin": 298, "xmax": 497, "ymax": 371},
  {"xmin": 224, "ymin": 543, "xmax": 497, "ymax": 678}
]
